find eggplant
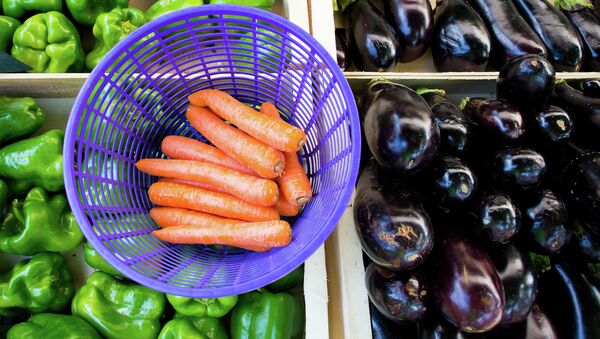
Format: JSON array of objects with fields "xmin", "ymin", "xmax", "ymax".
[
  {"xmin": 420, "ymin": 155, "xmax": 477, "ymax": 208},
  {"xmin": 493, "ymin": 148, "xmax": 546, "ymax": 190},
  {"xmin": 466, "ymin": 0, "xmax": 547, "ymax": 69},
  {"xmin": 512, "ymin": 0, "xmax": 583, "ymax": 72},
  {"xmin": 569, "ymin": 218, "xmax": 600, "ymax": 263},
  {"xmin": 420, "ymin": 89, "xmax": 469, "ymax": 154},
  {"xmin": 345, "ymin": 0, "xmax": 399, "ymax": 71},
  {"xmin": 551, "ymin": 80, "xmax": 600, "ymax": 144},
  {"xmin": 537, "ymin": 261, "xmax": 600, "ymax": 339},
  {"xmin": 354, "ymin": 160, "xmax": 434, "ymax": 270},
  {"xmin": 488, "ymin": 244, "xmax": 537, "ymax": 326},
  {"xmin": 496, "ymin": 54, "xmax": 555, "ymax": 110},
  {"xmin": 486, "ymin": 304, "xmax": 558, "ymax": 339},
  {"xmin": 532, "ymin": 105, "xmax": 573, "ymax": 143},
  {"xmin": 370, "ymin": 302, "xmax": 419, "ymax": 339},
  {"xmin": 366, "ymin": 263, "xmax": 429, "ymax": 322},
  {"xmin": 418, "ymin": 314, "xmax": 483, "ymax": 339},
  {"xmin": 335, "ymin": 28, "xmax": 351, "ymax": 71},
  {"xmin": 461, "ymin": 98, "xmax": 524, "ymax": 142},
  {"xmin": 431, "ymin": 0, "xmax": 491, "ymax": 72},
  {"xmin": 579, "ymin": 79, "xmax": 600, "ymax": 98},
  {"xmin": 521, "ymin": 190, "xmax": 571, "ymax": 255},
  {"xmin": 364, "ymin": 81, "xmax": 440, "ymax": 173},
  {"xmin": 560, "ymin": 3, "xmax": 600, "ymax": 71},
  {"xmin": 382, "ymin": 0, "xmax": 433, "ymax": 63},
  {"xmin": 475, "ymin": 192, "xmax": 521, "ymax": 244},
  {"xmin": 430, "ymin": 230, "xmax": 504, "ymax": 333}
]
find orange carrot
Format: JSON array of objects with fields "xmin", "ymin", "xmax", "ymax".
[
  {"xmin": 188, "ymin": 89, "xmax": 306, "ymax": 152},
  {"xmin": 158, "ymin": 178, "xmax": 226, "ymax": 194},
  {"xmin": 186, "ymin": 105, "xmax": 285, "ymax": 179},
  {"xmin": 148, "ymin": 181, "xmax": 280, "ymax": 222},
  {"xmin": 161, "ymin": 135, "xmax": 255, "ymax": 175},
  {"xmin": 261, "ymin": 102, "xmax": 313, "ymax": 206},
  {"xmin": 153, "ymin": 220, "xmax": 292, "ymax": 248},
  {"xmin": 275, "ymin": 199, "xmax": 300, "ymax": 217},
  {"xmin": 137, "ymin": 159, "xmax": 279, "ymax": 207}
]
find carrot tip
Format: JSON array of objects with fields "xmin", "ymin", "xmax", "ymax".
[
  {"xmin": 297, "ymin": 139, "xmax": 305, "ymax": 150},
  {"xmin": 296, "ymin": 196, "xmax": 310, "ymax": 206},
  {"xmin": 274, "ymin": 161, "xmax": 284, "ymax": 175}
]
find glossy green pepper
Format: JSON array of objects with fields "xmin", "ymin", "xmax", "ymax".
[
  {"xmin": 72, "ymin": 271, "xmax": 166, "ymax": 339},
  {"xmin": 0, "ymin": 96, "xmax": 45, "ymax": 145},
  {"xmin": 66, "ymin": 0, "xmax": 128, "ymax": 26},
  {"xmin": 146, "ymin": 0, "xmax": 204, "ymax": 20},
  {"xmin": 7, "ymin": 313, "xmax": 101, "ymax": 339},
  {"xmin": 158, "ymin": 313, "xmax": 228, "ymax": 339},
  {"xmin": 83, "ymin": 242, "xmax": 122, "ymax": 277},
  {"xmin": 0, "ymin": 16, "xmax": 19, "ymax": 52},
  {"xmin": 0, "ymin": 252, "xmax": 73, "ymax": 316},
  {"xmin": 86, "ymin": 8, "xmax": 148, "ymax": 70},
  {"xmin": 267, "ymin": 264, "xmax": 304, "ymax": 292},
  {"xmin": 1, "ymin": 0, "xmax": 62, "ymax": 19},
  {"xmin": 0, "ymin": 187, "xmax": 82, "ymax": 255},
  {"xmin": 208, "ymin": 0, "xmax": 274, "ymax": 11},
  {"xmin": 233, "ymin": 27, "xmax": 289, "ymax": 72},
  {"xmin": 11, "ymin": 12, "xmax": 85, "ymax": 73},
  {"xmin": 0, "ymin": 179, "xmax": 7, "ymax": 213},
  {"xmin": 0, "ymin": 129, "xmax": 64, "ymax": 192},
  {"xmin": 230, "ymin": 290, "xmax": 305, "ymax": 339},
  {"xmin": 167, "ymin": 294, "xmax": 238, "ymax": 318}
]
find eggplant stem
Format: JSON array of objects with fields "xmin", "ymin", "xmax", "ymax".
[
  {"xmin": 555, "ymin": 78, "xmax": 568, "ymax": 86},
  {"xmin": 458, "ymin": 97, "xmax": 471, "ymax": 110},
  {"xmin": 415, "ymin": 88, "xmax": 446, "ymax": 96},
  {"xmin": 554, "ymin": 0, "xmax": 593, "ymax": 11},
  {"xmin": 366, "ymin": 77, "xmax": 392, "ymax": 88}
]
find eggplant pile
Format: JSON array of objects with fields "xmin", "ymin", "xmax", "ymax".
[{"xmin": 355, "ymin": 55, "xmax": 600, "ymax": 338}]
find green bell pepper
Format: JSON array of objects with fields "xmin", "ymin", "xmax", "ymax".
[
  {"xmin": 0, "ymin": 129, "xmax": 64, "ymax": 192},
  {"xmin": 1, "ymin": 0, "xmax": 62, "ymax": 19},
  {"xmin": 267, "ymin": 264, "xmax": 304, "ymax": 292},
  {"xmin": 0, "ymin": 16, "xmax": 19, "ymax": 52},
  {"xmin": 146, "ymin": 0, "xmax": 204, "ymax": 20},
  {"xmin": 83, "ymin": 242, "xmax": 122, "ymax": 277},
  {"xmin": 208, "ymin": 0, "xmax": 275, "ymax": 11},
  {"xmin": 7, "ymin": 313, "xmax": 101, "ymax": 339},
  {"xmin": 158, "ymin": 313, "xmax": 228, "ymax": 339},
  {"xmin": 0, "ymin": 252, "xmax": 73, "ymax": 316},
  {"xmin": 233, "ymin": 27, "xmax": 289, "ymax": 72},
  {"xmin": 167, "ymin": 294, "xmax": 238, "ymax": 318},
  {"xmin": 0, "ymin": 187, "xmax": 82, "ymax": 255},
  {"xmin": 86, "ymin": 8, "xmax": 148, "ymax": 70},
  {"xmin": 11, "ymin": 11, "xmax": 85, "ymax": 73},
  {"xmin": 0, "ymin": 96, "xmax": 45, "ymax": 145},
  {"xmin": 72, "ymin": 271, "xmax": 166, "ymax": 339},
  {"xmin": 230, "ymin": 290, "xmax": 305, "ymax": 339},
  {"xmin": 66, "ymin": 0, "xmax": 128, "ymax": 26},
  {"xmin": 0, "ymin": 178, "xmax": 7, "ymax": 213}
]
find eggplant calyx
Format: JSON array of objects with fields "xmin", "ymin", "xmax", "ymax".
[
  {"xmin": 459, "ymin": 97, "xmax": 471, "ymax": 110},
  {"xmin": 367, "ymin": 77, "xmax": 393, "ymax": 88},
  {"xmin": 555, "ymin": 78, "xmax": 568, "ymax": 87},
  {"xmin": 528, "ymin": 252, "xmax": 552, "ymax": 276},
  {"xmin": 416, "ymin": 88, "xmax": 446, "ymax": 96},
  {"xmin": 554, "ymin": 0, "xmax": 593, "ymax": 11}
]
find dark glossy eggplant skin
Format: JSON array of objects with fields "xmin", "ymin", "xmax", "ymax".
[
  {"xmin": 335, "ymin": 29, "xmax": 351, "ymax": 71},
  {"xmin": 432, "ymin": 0, "xmax": 491, "ymax": 72},
  {"xmin": 345, "ymin": 0, "xmax": 399, "ymax": 71},
  {"xmin": 354, "ymin": 160, "xmax": 434, "ymax": 271},
  {"xmin": 512, "ymin": 0, "xmax": 583, "ymax": 72},
  {"xmin": 462, "ymin": 98, "xmax": 524, "ymax": 141},
  {"xmin": 487, "ymin": 304, "xmax": 558, "ymax": 339},
  {"xmin": 383, "ymin": 0, "xmax": 433, "ymax": 63},
  {"xmin": 493, "ymin": 148, "xmax": 546, "ymax": 190},
  {"xmin": 580, "ymin": 79, "xmax": 600, "ymax": 98},
  {"xmin": 537, "ymin": 262, "xmax": 600, "ymax": 339},
  {"xmin": 561, "ymin": 149, "xmax": 600, "ymax": 229},
  {"xmin": 466, "ymin": 0, "xmax": 547, "ymax": 69},
  {"xmin": 488, "ymin": 244, "xmax": 537, "ymax": 326},
  {"xmin": 552, "ymin": 81, "xmax": 600, "ymax": 145},
  {"xmin": 430, "ymin": 231, "xmax": 505, "ymax": 333},
  {"xmin": 366, "ymin": 263, "xmax": 429, "ymax": 322},
  {"xmin": 476, "ymin": 192, "xmax": 521, "ymax": 244},
  {"xmin": 533, "ymin": 105, "xmax": 573, "ymax": 143},
  {"xmin": 570, "ymin": 219, "xmax": 600, "ymax": 263},
  {"xmin": 522, "ymin": 190, "xmax": 571, "ymax": 254},
  {"xmin": 421, "ymin": 155, "xmax": 476, "ymax": 208},
  {"xmin": 563, "ymin": 7, "xmax": 600, "ymax": 71},
  {"xmin": 418, "ymin": 314, "xmax": 481, "ymax": 339},
  {"xmin": 496, "ymin": 54, "xmax": 555, "ymax": 109},
  {"xmin": 364, "ymin": 81, "xmax": 440, "ymax": 173},
  {"xmin": 421, "ymin": 91, "xmax": 469, "ymax": 154},
  {"xmin": 370, "ymin": 302, "xmax": 419, "ymax": 339}
]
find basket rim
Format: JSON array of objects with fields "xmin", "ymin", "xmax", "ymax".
[{"xmin": 64, "ymin": 4, "xmax": 361, "ymax": 297}]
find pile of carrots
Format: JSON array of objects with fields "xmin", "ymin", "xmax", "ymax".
[{"xmin": 137, "ymin": 89, "xmax": 313, "ymax": 252}]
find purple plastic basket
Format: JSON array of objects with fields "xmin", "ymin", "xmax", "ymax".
[{"xmin": 64, "ymin": 5, "xmax": 360, "ymax": 297}]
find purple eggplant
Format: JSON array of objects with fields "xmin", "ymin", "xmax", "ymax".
[
  {"xmin": 370, "ymin": 302, "xmax": 419, "ymax": 339},
  {"xmin": 551, "ymin": 80, "xmax": 600, "ymax": 145},
  {"xmin": 461, "ymin": 98, "xmax": 524, "ymax": 142},
  {"xmin": 430, "ymin": 231, "xmax": 504, "ymax": 333},
  {"xmin": 559, "ymin": 3, "xmax": 600, "ymax": 71},
  {"xmin": 466, "ymin": 0, "xmax": 547, "ymax": 69},
  {"xmin": 366, "ymin": 263, "xmax": 429, "ymax": 322},
  {"xmin": 487, "ymin": 304, "xmax": 558, "ymax": 339},
  {"xmin": 496, "ymin": 54, "xmax": 555, "ymax": 110},
  {"xmin": 432, "ymin": 0, "xmax": 491, "ymax": 72},
  {"xmin": 579, "ymin": 79, "xmax": 600, "ymax": 98},
  {"xmin": 420, "ymin": 89, "xmax": 469, "ymax": 154},
  {"xmin": 345, "ymin": 0, "xmax": 399, "ymax": 71},
  {"xmin": 475, "ymin": 192, "xmax": 521, "ymax": 244},
  {"xmin": 420, "ymin": 155, "xmax": 477, "ymax": 208},
  {"xmin": 569, "ymin": 218, "xmax": 600, "ymax": 263},
  {"xmin": 418, "ymin": 314, "xmax": 483, "ymax": 339},
  {"xmin": 512, "ymin": 0, "xmax": 584, "ymax": 72},
  {"xmin": 335, "ymin": 28, "xmax": 351, "ymax": 71},
  {"xmin": 354, "ymin": 160, "xmax": 434, "ymax": 271},
  {"xmin": 522, "ymin": 190, "xmax": 571, "ymax": 255},
  {"xmin": 488, "ymin": 244, "xmax": 537, "ymax": 326},
  {"xmin": 532, "ymin": 105, "xmax": 574, "ymax": 143},
  {"xmin": 493, "ymin": 148, "xmax": 546, "ymax": 190},
  {"xmin": 364, "ymin": 81, "xmax": 440, "ymax": 173},
  {"xmin": 382, "ymin": 0, "xmax": 433, "ymax": 63},
  {"xmin": 537, "ymin": 261, "xmax": 600, "ymax": 339}
]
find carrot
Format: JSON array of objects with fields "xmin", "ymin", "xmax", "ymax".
[
  {"xmin": 149, "ymin": 207, "xmax": 270, "ymax": 251},
  {"xmin": 261, "ymin": 102, "xmax": 313, "ymax": 206},
  {"xmin": 158, "ymin": 178, "xmax": 226, "ymax": 194},
  {"xmin": 186, "ymin": 105, "xmax": 285, "ymax": 179},
  {"xmin": 188, "ymin": 89, "xmax": 306, "ymax": 152},
  {"xmin": 137, "ymin": 159, "xmax": 278, "ymax": 207},
  {"xmin": 275, "ymin": 198, "xmax": 300, "ymax": 217},
  {"xmin": 152, "ymin": 220, "xmax": 292, "ymax": 248},
  {"xmin": 161, "ymin": 135, "xmax": 255, "ymax": 175},
  {"xmin": 148, "ymin": 181, "xmax": 279, "ymax": 222}
]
